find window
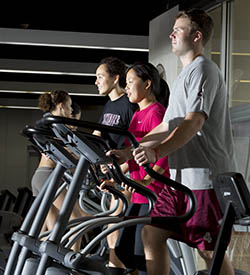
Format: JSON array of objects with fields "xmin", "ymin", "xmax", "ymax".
[
  {"xmin": 230, "ymin": 0, "xmax": 250, "ymax": 107},
  {"xmin": 208, "ymin": 6, "xmax": 223, "ymax": 69}
]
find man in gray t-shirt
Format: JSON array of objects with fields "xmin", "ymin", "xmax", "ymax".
[
  {"xmin": 130, "ymin": 9, "xmax": 236, "ymax": 275},
  {"xmin": 164, "ymin": 55, "xmax": 236, "ymax": 190}
]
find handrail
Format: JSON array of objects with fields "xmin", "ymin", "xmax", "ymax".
[{"xmin": 37, "ymin": 115, "xmax": 197, "ymax": 224}]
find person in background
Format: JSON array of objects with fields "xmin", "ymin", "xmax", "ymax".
[
  {"xmin": 31, "ymin": 92, "xmax": 88, "ymax": 251},
  {"xmin": 31, "ymin": 90, "xmax": 72, "ymax": 197},
  {"xmin": 70, "ymin": 101, "xmax": 82, "ymax": 130},
  {"xmin": 71, "ymin": 101, "xmax": 82, "ymax": 120}
]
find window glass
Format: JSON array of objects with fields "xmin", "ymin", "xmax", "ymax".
[
  {"xmin": 207, "ymin": 2, "xmax": 250, "ymax": 191},
  {"xmin": 229, "ymin": 1, "xmax": 250, "ymax": 207},
  {"xmin": 208, "ymin": 7, "xmax": 222, "ymax": 69},
  {"xmin": 230, "ymin": 0, "xmax": 250, "ymax": 107}
]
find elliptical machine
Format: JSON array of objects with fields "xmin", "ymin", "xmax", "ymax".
[{"xmin": 4, "ymin": 115, "xmax": 197, "ymax": 275}]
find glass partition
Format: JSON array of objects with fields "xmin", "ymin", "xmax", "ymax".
[
  {"xmin": 209, "ymin": 6, "xmax": 223, "ymax": 69},
  {"xmin": 229, "ymin": 0, "xmax": 250, "ymax": 192},
  {"xmin": 230, "ymin": 0, "xmax": 250, "ymax": 107}
]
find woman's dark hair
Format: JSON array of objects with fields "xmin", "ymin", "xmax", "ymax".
[
  {"xmin": 71, "ymin": 102, "xmax": 81, "ymax": 117},
  {"xmin": 160, "ymin": 78, "xmax": 170, "ymax": 108},
  {"xmin": 99, "ymin": 56, "xmax": 127, "ymax": 88},
  {"xmin": 38, "ymin": 90, "xmax": 69, "ymax": 112},
  {"xmin": 127, "ymin": 62, "xmax": 170, "ymax": 107}
]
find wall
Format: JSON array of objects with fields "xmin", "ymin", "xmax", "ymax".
[
  {"xmin": 149, "ymin": 5, "xmax": 180, "ymax": 86},
  {"xmin": 0, "ymin": 104, "xmax": 104, "ymax": 196},
  {"xmin": 0, "ymin": 108, "xmax": 40, "ymax": 195}
]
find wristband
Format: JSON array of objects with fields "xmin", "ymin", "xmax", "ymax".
[{"xmin": 153, "ymin": 148, "xmax": 159, "ymax": 162}]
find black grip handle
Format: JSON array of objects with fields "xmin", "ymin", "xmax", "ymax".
[
  {"xmin": 36, "ymin": 115, "xmax": 197, "ymax": 222},
  {"xmin": 36, "ymin": 115, "xmax": 140, "ymax": 149},
  {"xmin": 21, "ymin": 125, "xmax": 54, "ymax": 139},
  {"xmin": 104, "ymin": 185, "xmax": 129, "ymax": 217}
]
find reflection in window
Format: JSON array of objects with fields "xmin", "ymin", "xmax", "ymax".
[
  {"xmin": 208, "ymin": 6, "xmax": 222, "ymax": 69},
  {"xmin": 230, "ymin": 0, "xmax": 250, "ymax": 107}
]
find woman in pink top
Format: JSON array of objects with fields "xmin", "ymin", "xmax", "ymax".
[
  {"xmin": 126, "ymin": 94, "xmax": 169, "ymax": 204},
  {"xmin": 105, "ymin": 62, "xmax": 170, "ymax": 275}
]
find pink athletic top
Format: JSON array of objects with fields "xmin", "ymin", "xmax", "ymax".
[{"xmin": 125, "ymin": 102, "xmax": 170, "ymax": 203}]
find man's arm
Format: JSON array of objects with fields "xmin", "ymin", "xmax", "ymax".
[
  {"xmin": 133, "ymin": 164, "xmax": 167, "ymax": 186},
  {"xmin": 133, "ymin": 112, "xmax": 206, "ymax": 165},
  {"xmin": 106, "ymin": 121, "xmax": 169, "ymax": 164},
  {"xmin": 138, "ymin": 121, "xmax": 169, "ymax": 148}
]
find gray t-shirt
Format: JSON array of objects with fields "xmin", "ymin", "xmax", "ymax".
[{"xmin": 163, "ymin": 56, "xmax": 237, "ymax": 189}]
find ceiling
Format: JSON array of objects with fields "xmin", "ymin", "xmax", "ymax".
[{"xmin": 0, "ymin": 0, "xmax": 219, "ymax": 108}]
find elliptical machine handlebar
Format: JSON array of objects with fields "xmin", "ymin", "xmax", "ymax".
[
  {"xmin": 36, "ymin": 115, "xmax": 197, "ymax": 224},
  {"xmin": 37, "ymin": 115, "xmax": 158, "ymax": 213}
]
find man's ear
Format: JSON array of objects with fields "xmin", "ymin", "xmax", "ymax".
[{"xmin": 194, "ymin": 30, "xmax": 202, "ymax": 43}]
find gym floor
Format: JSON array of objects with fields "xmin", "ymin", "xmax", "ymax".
[{"xmin": 195, "ymin": 231, "xmax": 250, "ymax": 273}]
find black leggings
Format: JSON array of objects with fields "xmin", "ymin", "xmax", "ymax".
[{"xmin": 115, "ymin": 203, "xmax": 148, "ymax": 273}]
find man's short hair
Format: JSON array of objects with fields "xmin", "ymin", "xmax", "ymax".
[{"xmin": 176, "ymin": 9, "xmax": 214, "ymax": 46}]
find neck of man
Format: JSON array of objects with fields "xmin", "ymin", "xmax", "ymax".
[{"xmin": 180, "ymin": 47, "xmax": 204, "ymax": 67}]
